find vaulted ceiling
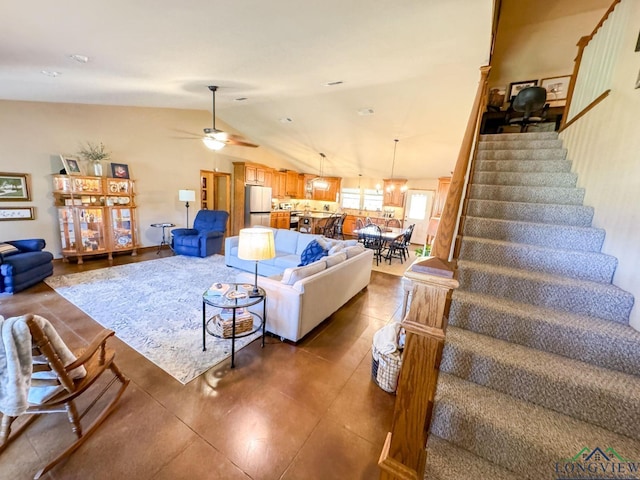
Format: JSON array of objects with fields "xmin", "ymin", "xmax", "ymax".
[{"xmin": 2, "ymin": 1, "xmax": 494, "ymax": 179}]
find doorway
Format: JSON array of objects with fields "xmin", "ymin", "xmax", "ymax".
[
  {"xmin": 403, "ymin": 189, "xmax": 435, "ymax": 245},
  {"xmin": 200, "ymin": 170, "xmax": 231, "ymax": 234}
]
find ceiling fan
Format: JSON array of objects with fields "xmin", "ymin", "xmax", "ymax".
[{"xmin": 201, "ymin": 86, "xmax": 258, "ymax": 150}]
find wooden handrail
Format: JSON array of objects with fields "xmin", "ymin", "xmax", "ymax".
[
  {"xmin": 588, "ymin": 0, "xmax": 621, "ymax": 41},
  {"xmin": 559, "ymin": 89, "xmax": 610, "ymax": 133},
  {"xmin": 431, "ymin": 66, "xmax": 491, "ymax": 261},
  {"xmin": 379, "ymin": 258, "xmax": 459, "ymax": 480}
]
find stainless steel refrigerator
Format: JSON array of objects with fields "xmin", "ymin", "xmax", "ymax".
[{"xmin": 244, "ymin": 185, "xmax": 273, "ymax": 227}]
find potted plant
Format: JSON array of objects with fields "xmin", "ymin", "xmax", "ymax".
[
  {"xmin": 78, "ymin": 142, "xmax": 110, "ymax": 176},
  {"xmin": 414, "ymin": 243, "xmax": 431, "ymax": 257}
]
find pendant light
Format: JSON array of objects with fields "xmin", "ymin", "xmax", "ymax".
[
  {"xmin": 386, "ymin": 139, "xmax": 399, "ymax": 192},
  {"xmin": 386, "ymin": 139, "xmax": 408, "ymax": 193},
  {"xmin": 312, "ymin": 152, "xmax": 329, "ymax": 190}
]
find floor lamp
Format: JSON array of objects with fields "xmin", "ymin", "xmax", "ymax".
[
  {"xmin": 179, "ymin": 189, "xmax": 196, "ymax": 228},
  {"xmin": 238, "ymin": 228, "xmax": 275, "ymax": 297}
]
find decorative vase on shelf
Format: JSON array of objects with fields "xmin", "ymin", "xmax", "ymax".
[{"xmin": 92, "ymin": 161, "xmax": 103, "ymax": 177}]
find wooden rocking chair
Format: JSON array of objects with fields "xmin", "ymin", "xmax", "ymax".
[{"xmin": 0, "ymin": 314, "xmax": 129, "ymax": 479}]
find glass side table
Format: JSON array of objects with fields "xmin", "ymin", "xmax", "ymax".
[
  {"xmin": 202, "ymin": 283, "xmax": 266, "ymax": 368},
  {"xmin": 150, "ymin": 223, "xmax": 175, "ymax": 254}
]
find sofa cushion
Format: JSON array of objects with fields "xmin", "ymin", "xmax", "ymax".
[
  {"xmin": 325, "ymin": 251, "xmax": 347, "ymax": 268},
  {"xmin": 298, "ymin": 240, "xmax": 327, "ymax": 266},
  {"xmin": 274, "ymin": 229, "xmax": 300, "ymax": 255},
  {"xmin": 271, "ymin": 254, "xmax": 300, "ymax": 269},
  {"xmin": 328, "ymin": 243, "xmax": 344, "ymax": 255},
  {"xmin": 281, "ymin": 259, "xmax": 326, "ymax": 285},
  {"xmin": 344, "ymin": 244, "xmax": 366, "ymax": 258},
  {"xmin": 0, "ymin": 243, "xmax": 20, "ymax": 258}
]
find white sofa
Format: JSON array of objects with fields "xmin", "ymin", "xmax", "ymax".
[
  {"xmin": 225, "ymin": 228, "xmax": 323, "ymax": 277},
  {"xmin": 231, "ymin": 232, "xmax": 374, "ymax": 342}
]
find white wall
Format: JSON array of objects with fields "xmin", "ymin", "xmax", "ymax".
[
  {"xmin": 560, "ymin": 0, "xmax": 640, "ymax": 330},
  {"xmin": 0, "ymin": 100, "xmax": 286, "ymax": 256}
]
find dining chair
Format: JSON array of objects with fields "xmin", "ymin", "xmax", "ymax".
[
  {"xmin": 401, "ymin": 224, "xmax": 415, "ymax": 260},
  {"xmin": 361, "ymin": 224, "xmax": 384, "ymax": 266},
  {"xmin": 385, "ymin": 232, "xmax": 406, "ymax": 264},
  {"xmin": 355, "ymin": 218, "xmax": 366, "ymax": 243}
]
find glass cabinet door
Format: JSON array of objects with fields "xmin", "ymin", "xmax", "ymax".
[
  {"xmin": 78, "ymin": 207, "xmax": 107, "ymax": 252},
  {"xmin": 57, "ymin": 207, "xmax": 77, "ymax": 254},
  {"xmin": 110, "ymin": 207, "xmax": 134, "ymax": 250}
]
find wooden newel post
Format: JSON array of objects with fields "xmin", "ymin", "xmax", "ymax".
[{"xmin": 378, "ymin": 257, "xmax": 458, "ymax": 480}]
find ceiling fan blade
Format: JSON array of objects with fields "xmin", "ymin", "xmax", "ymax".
[{"xmin": 225, "ymin": 138, "xmax": 259, "ymax": 148}]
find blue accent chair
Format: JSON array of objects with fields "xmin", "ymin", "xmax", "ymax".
[
  {"xmin": 0, "ymin": 239, "xmax": 54, "ymax": 294},
  {"xmin": 171, "ymin": 210, "xmax": 229, "ymax": 257}
]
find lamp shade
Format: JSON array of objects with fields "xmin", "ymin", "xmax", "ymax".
[
  {"xmin": 178, "ymin": 189, "xmax": 196, "ymax": 202},
  {"xmin": 238, "ymin": 228, "xmax": 275, "ymax": 261}
]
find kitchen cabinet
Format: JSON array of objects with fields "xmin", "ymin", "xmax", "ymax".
[
  {"xmin": 272, "ymin": 172, "xmax": 287, "ymax": 198},
  {"xmin": 270, "ymin": 211, "xmax": 290, "ymax": 229},
  {"xmin": 245, "ymin": 165, "xmax": 268, "ymax": 185},
  {"xmin": 383, "ymin": 179, "xmax": 407, "ymax": 207},
  {"xmin": 342, "ymin": 215, "xmax": 357, "ymax": 236},
  {"xmin": 312, "ymin": 177, "xmax": 341, "ymax": 201},
  {"xmin": 285, "ymin": 171, "xmax": 298, "ymax": 196},
  {"xmin": 52, "ymin": 175, "xmax": 137, "ymax": 264}
]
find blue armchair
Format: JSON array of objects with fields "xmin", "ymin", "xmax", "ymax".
[
  {"xmin": 0, "ymin": 239, "xmax": 54, "ymax": 294},
  {"xmin": 171, "ymin": 210, "xmax": 229, "ymax": 257}
]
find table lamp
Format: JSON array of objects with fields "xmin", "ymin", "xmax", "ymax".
[
  {"xmin": 238, "ymin": 227, "xmax": 275, "ymax": 297},
  {"xmin": 178, "ymin": 189, "xmax": 196, "ymax": 228}
]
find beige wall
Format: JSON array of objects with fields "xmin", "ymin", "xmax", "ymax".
[
  {"xmin": 0, "ymin": 100, "xmax": 286, "ymax": 256},
  {"xmin": 490, "ymin": 0, "xmax": 610, "ymax": 105},
  {"xmin": 560, "ymin": 0, "xmax": 640, "ymax": 330}
]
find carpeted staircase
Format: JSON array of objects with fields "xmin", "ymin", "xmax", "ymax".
[{"xmin": 423, "ymin": 132, "xmax": 640, "ymax": 479}]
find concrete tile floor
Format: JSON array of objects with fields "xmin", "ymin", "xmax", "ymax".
[{"xmin": 0, "ymin": 249, "xmax": 403, "ymax": 479}]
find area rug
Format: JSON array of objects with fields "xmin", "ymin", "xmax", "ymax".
[{"xmin": 44, "ymin": 255, "xmax": 259, "ymax": 384}]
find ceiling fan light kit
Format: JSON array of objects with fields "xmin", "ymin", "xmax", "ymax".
[{"xmin": 201, "ymin": 85, "xmax": 259, "ymax": 151}]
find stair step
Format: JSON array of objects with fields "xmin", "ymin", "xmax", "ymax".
[
  {"xmin": 449, "ymin": 290, "xmax": 640, "ymax": 377},
  {"xmin": 477, "ymin": 139, "xmax": 564, "ymax": 150},
  {"xmin": 456, "ymin": 260, "xmax": 634, "ymax": 323},
  {"xmin": 476, "ymin": 148, "xmax": 567, "ymax": 161},
  {"xmin": 462, "ymin": 216, "xmax": 605, "ymax": 252},
  {"xmin": 466, "ymin": 199, "xmax": 594, "ymax": 226},
  {"xmin": 441, "ymin": 327, "xmax": 640, "ymax": 440},
  {"xmin": 431, "ymin": 373, "xmax": 640, "ymax": 479},
  {"xmin": 476, "ymin": 158, "xmax": 573, "ymax": 173},
  {"xmin": 480, "ymin": 132, "xmax": 558, "ymax": 142},
  {"xmin": 469, "ymin": 184, "xmax": 585, "ymax": 205},
  {"xmin": 425, "ymin": 436, "xmax": 520, "ymax": 480},
  {"xmin": 472, "ymin": 171, "xmax": 578, "ymax": 188},
  {"xmin": 458, "ymin": 236, "xmax": 616, "ymax": 283}
]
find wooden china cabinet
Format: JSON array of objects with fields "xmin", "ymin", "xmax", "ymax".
[{"xmin": 52, "ymin": 174, "xmax": 138, "ymax": 264}]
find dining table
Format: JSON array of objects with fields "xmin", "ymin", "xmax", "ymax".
[{"xmin": 353, "ymin": 226, "xmax": 404, "ymax": 242}]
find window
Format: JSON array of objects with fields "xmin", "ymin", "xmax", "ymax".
[
  {"xmin": 341, "ymin": 188, "xmax": 360, "ymax": 209},
  {"xmin": 363, "ymin": 189, "xmax": 383, "ymax": 211}
]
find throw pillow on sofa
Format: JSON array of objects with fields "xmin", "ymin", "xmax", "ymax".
[
  {"xmin": 325, "ymin": 251, "xmax": 347, "ymax": 267},
  {"xmin": 298, "ymin": 239, "xmax": 327, "ymax": 266}
]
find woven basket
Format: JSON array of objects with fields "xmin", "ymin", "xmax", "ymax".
[
  {"xmin": 371, "ymin": 344, "xmax": 403, "ymax": 394},
  {"xmin": 212, "ymin": 315, "xmax": 254, "ymax": 338}
]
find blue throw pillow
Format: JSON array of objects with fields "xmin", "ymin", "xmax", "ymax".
[{"xmin": 298, "ymin": 240, "xmax": 327, "ymax": 266}]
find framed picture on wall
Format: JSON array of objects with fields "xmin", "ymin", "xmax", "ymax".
[
  {"xmin": 507, "ymin": 80, "xmax": 538, "ymax": 102},
  {"xmin": 540, "ymin": 75, "xmax": 572, "ymax": 101},
  {"xmin": 111, "ymin": 163, "xmax": 130, "ymax": 179},
  {"xmin": 0, "ymin": 172, "xmax": 30, "ymax": 201},
  {"xmin": 0, "ymin": 206, "xmax": 35, "ymax": 220},
  {"xmin": 60, "ymin": 155, "xmax": 83, "ymax": 175}
]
